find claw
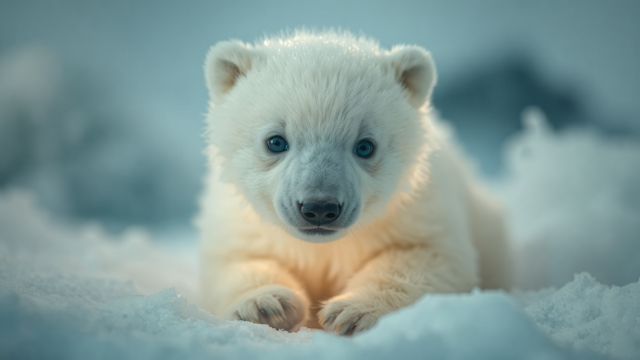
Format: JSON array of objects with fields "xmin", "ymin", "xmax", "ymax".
[
  {"xmin": 272, "ymin": 313, "xmax": 284, "ymax": 324},
  {"xmin": 281, "ymin": 299, "xmax": 297, "ymax": 312},
  {"xmin": 239, "ymin": 316, "xmax": 260, "ymax": 324},
  {"xmin": 323, "ymin": 314, "xmax": 337, "ymax": 327},
  {"xmin": 344, "ymin": 323, "xmax": 357, "ymax": 336}
]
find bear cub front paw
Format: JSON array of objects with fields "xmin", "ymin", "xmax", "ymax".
[
  {"xmin": 224, "ymin": 285, "xmax": 308, "ymax": 332},
  {"xmin": 319, "ymin": 298, "xmax": 382, "ymax": 335}
]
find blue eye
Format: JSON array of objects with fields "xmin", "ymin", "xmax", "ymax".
[
  {"xmin": 266, "ymin": 135, "xmax": 289, "ymax": 153},
  {"xmin": 354, "ymin": 139, "xmax": 375, "ymax": 158}
]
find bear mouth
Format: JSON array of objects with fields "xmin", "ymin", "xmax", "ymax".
[{"xmin": 297, "ymin": 227, "xmax": 337, "ymax": 236}]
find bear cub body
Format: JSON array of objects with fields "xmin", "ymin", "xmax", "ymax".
[{"xmin": 198, "ymin": 31, "xmax": 510, "ymax": 335}]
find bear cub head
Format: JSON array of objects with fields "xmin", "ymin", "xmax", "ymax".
[{"xmin": 204, "ymin": 31, "xmax": 436, "ymax": 243}]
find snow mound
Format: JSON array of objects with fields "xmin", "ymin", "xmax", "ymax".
[
  {"xmin": 4, "ymin": 251, "xmax": 637, "ymax": 359},
  {"xmin": 0, "ymin": 277, "xmax": 314, "ymax": 360},
  {"xmin": 0, "ymin": 191, "xmax": 199, "ymax": 302},
  {"xmin": 521, "ymin": 274, "xmax": 640, "ymax": 359},
  {"xmin": 1, "ymin": 110, "xmax": 640, "ymax": 359},
  {"xmin": 500, "ymin": 108, "xmax": 640, "ymax": 288}
]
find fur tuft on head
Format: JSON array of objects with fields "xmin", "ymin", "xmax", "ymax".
[
  {"xmin": 388, "ymin": 46, "xmax": 437, "ymax": 108},
  {"xmin": 204, "ymin": 41, "xmax": 264, "ymax": 104}
]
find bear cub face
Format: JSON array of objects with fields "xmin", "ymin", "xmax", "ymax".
[{"xmin": 205, "ymin": 34, "xmax": 436, "ymax": 243}]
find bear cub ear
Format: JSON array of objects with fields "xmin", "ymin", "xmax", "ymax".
[
  {"xmin": 388, "ymin": 46, "xmax": 437, "ymax": 109},
  {"xmin": 204, "ymin": 41, "xmax": 263, "ymax": 103}
]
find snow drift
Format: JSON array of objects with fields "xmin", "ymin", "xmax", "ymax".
[{"xmin": 1, "ymin": 110, "xmax": 639, "ymax": 359}]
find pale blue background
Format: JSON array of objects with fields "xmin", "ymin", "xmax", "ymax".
[{"xmin": 1, "ymin": 0, "xmax": 638, "ymax": 230}]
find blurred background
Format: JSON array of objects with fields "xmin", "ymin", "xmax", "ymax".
[{"xmin": 1, "ymin": 0, "xmax": 639, "ymax": 233}]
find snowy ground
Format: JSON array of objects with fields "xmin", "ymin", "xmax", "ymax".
[{"xmin": 1, "ymin": 110, "xmax": 639, "ymax": 359}]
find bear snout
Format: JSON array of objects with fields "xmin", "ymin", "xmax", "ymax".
[{"xmin": 298, "ymin": 200, "xmax": 341, "ymax": 226}]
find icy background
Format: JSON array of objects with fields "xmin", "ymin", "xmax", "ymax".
[
  {"xmin": 1, "ymin": 1, "xmax": 640, "ymax": 359},
  {"xmin": 1, "ymin": 0, "xmax": 639, "ymax": 230}
]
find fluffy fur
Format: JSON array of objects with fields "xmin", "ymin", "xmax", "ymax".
[{"xmin": 198, "ymin": 31, "xmax": 510, "ymax": 335}]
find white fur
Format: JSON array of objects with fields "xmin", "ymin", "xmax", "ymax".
[{"xmin": 198, "ymin": 31, "xmax": 510, "ymax": 334}]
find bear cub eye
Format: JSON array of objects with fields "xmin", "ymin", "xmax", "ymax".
[
  {"xmin": 354, "ymin": 139, "xmax": 375, "ymax": 158},
  {"xmin": 266, "ymin": 135, "xmax": 289, "ymax": 153}
]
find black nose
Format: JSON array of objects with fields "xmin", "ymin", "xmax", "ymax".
[{"xmin": 299, "ymin": 201, "xmax": 341, "ymax": 226}]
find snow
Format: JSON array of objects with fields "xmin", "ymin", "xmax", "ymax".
[
  {"xmin": 1, "ymin": 110, "xmax": 640, "ymax": 359},
  {"xmin": 521, "ymin": 274, "xmax": 640, "ymax": 359},
  {"xmin": 499, "ymin": 108, "xmax": 640, "ymax": 288}
]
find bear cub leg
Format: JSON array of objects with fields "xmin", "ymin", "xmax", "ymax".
[
  {"xmin": 319, "ymin": 247, "xmax": 476, "ymax": 335},
  {"xmin": 216, "ymin": 260, "xmax": 310, "ymax": 332}
]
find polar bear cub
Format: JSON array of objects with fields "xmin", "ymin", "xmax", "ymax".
[{"xmin": 198, "ymin": 31, "xmax": 510, "ymax": 335}]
